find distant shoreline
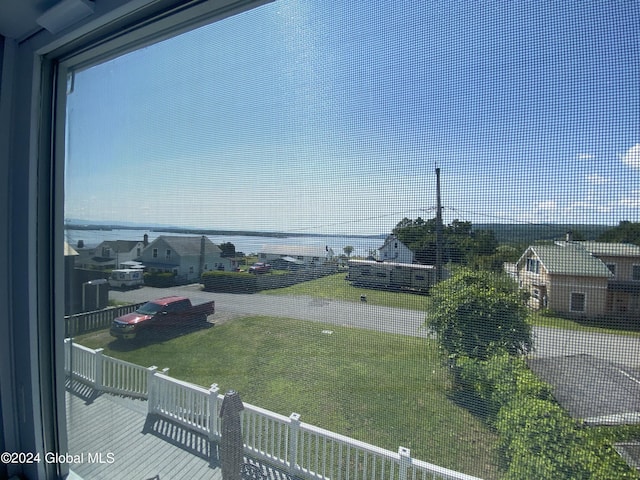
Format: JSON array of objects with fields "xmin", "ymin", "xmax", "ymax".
[{"xmin": 64, "ymin": 223, "xmax": 386, "ymax": 239}]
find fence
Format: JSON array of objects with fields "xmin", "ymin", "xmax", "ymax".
[
  {"xmin": 65, "ymin": 302, "xmax": 146, "ymax": 336},
  {"xmin": 65, "ymin": 341, "xmax": 482, "ymax": 480},
  {"xmin": 255, "ymin": 265, "xmax": 338, "ymax": 291}
]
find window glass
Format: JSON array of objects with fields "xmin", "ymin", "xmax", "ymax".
[
  {"xmin": 570, "ymin": 292, "xmax": 586, "ymax": 312},
  {"xmin": 62, "ymin": 1, "xmax": 640, "ymax": 479}
]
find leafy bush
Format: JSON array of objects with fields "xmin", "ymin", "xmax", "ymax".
[
  {"xmin": 201, "ymin": 271, "xmax": 258, "ymax": 293},
  {"xmin": 496, "ymin": 397, "xmax": 593, "ymax": 479},
  {"xmin": 426, "ymin": 269, "xmax": 532, "ymax": 360},
  {"xmin": 455, "ymin": 354, "xmax": 552, "ymax": 422},
  {"xmin": 454, "ymin": 354, "xmax": 637, "ymax": 478}
]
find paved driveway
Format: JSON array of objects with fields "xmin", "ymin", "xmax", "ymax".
[{"xmin": 109, "ymin": 284, "xmax": 430, "ymax": 338}]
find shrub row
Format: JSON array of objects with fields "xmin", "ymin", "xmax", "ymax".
[
  {"xmin": 143, "ymin": 272, "xmax": 175, "ymax": 287},
  {"xmin": 454, "ymin": 354, "xmax": 636, "ymax": 479},
  {"xmin": 201, "ymin": 271, "xmax": 258, "ymax": 293}
]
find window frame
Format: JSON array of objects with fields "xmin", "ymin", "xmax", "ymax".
[
  {"xmin": 633, "ymin": 264, "xmax": 640, "ymax": 281},
  {"xmin": 570, "ymin": 292, "xmax": 586, "ymax": 312},
  {"xmin": 526, "ymin": 258, "xmax": 540, "ymax": 274},
  {"xmin": 1, "ymin": 1, "xmax": 272, "ymax": 478}
]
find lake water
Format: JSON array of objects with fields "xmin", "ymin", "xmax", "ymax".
[{"xmin": 65, "ymin": 228, "xmax": 385, "ymax": 258}]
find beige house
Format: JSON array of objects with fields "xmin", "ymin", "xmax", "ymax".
[{"xmin": 516, "ymin": 241, "xmax": 640, "ymax": 319}]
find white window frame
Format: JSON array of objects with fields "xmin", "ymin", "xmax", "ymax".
[
  {"xmin": 2, "ymin": 2, "xmax": 272, "ymax": 478},
  {"xmin": 526, "ymin": 258, "xmax": 540, "ymax": 274}
]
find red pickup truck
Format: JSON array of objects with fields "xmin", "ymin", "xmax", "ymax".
[{"xmin": 110, "ymin": 296, "xmax": 215, "ymax": 340}]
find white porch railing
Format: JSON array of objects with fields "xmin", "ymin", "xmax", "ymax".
[{"xmin": 65, "ymin": 340, "xmax": 482, "ymax": 480}]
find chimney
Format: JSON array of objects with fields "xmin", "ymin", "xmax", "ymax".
[
  {"xmin": 143, "ymin": 233, "xmax": 149, "ymax": 247},
  {"xmin": 199, "ymin": 235, "xmax": 206, "ymax": 278},
  {"xmin": 566, "ymin": 231, "xmax": 573, "ymax": 242}
]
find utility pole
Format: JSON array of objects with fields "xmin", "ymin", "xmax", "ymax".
[{"xmin": 435, "ymin": 167, "xmax": 443, "ymax": 282}]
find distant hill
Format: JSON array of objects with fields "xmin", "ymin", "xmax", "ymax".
[{"xmin": 475, "ymin": 224, "xmax": 612, "ymax": 245}]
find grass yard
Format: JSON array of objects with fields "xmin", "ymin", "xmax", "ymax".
[
  {"xmin": 75, "ymin": 316, "xmax": 501, "ymax": 479},
  {"xmin": 262, "ymin": 272, "xmax": 433, "ymax": 311},
  {"xmin": 530, "ymin": 311, "xmax": 640, "ymax": 337}
]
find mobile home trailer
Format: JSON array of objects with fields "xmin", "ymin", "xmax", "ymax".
[{"xmin": 347, "ymin": 259, "xmax": 436, "ymax": 293}]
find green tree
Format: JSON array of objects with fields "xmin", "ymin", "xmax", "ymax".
[
  {"xmin": 343, "ymin": 245, "xmax": 354, "ymax": 257},
  {"xmin": 391, "ymin": 217, "xmax": 498, "ymax": 267},
  {"xmin": 426, "ymin": 269, "xmax": 532, "ymax": 360},
  {"xmin": 219, "ymin": 242, "xmax": 236, "ymax": 257},
  {"xmin": 598, "ymin": 220, "xmax": 640, "ymax": 245}
]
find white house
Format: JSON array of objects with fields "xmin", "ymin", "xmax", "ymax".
[
  {"xmin": 139, "ymin": 236, "xmax": 232, "ymax": 281},
  {"xmin": 378, "ymin": 235, "xmax": 414, "ymax": 264},
  {"xmin": 95, "ymin": 239, "xmax": 146, "ymax": 268},
  {"xmin": 258, "ymin": 245, "xmax": 334, "ymax": 267}
]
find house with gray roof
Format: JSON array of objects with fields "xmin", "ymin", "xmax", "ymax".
[
  {"xmin": 139, "ymin": 236, "xmax": 233, "ymax": 282},
  {"xmin": 95, "ymin": 239, "xmax": 146, "ymax": 268},
  {"xmin": 516, "ymin": 241, "xmax": 640, "ymax": 319}
]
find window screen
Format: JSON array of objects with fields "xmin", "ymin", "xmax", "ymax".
[{"xmin": 62, "ymin": 1, "xmax": 640, "ymax": 479}]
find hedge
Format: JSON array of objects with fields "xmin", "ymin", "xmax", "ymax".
[
  {"xmin": 201, "ymin": 271, "xmax": 258, "ymax": 293},
  {"xmin": 454, "ymin": 354, "xmax": 637, "ymax": 479}
]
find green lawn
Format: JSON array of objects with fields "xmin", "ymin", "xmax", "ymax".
[
  {"xmin": 76, "ymin": 317, "xmax": 501, "ymax": 479},
  {"xmin": 530, "ymin": 311, "xmax": 640, "ymax": 337},
  {"xmin": 262, "ymin": 272, "xmax": 433, "ymax": 311}
]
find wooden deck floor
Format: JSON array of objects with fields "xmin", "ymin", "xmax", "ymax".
[{"xmin": 66, "ymin": 381, "xmax": 221, "ymax": 480}]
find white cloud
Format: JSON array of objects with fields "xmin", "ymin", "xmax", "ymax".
[
  {"xmin": 585, "ymin": 174, "xmax": 610, "ymax": 185},
  {"xmin": 618, "ymin": 192, "xmax": 640, "ymax": 208},
  {"xmin": 569, "ymin": 200, "xmax": 611, "ymax": 213},
  {"xmin": 621, "ymin": 144, "xmax": 640, "ymax": 169},
  {"xmin": 577, "ymin": 153, "xmax": 593, "ymax": 160},
  {"xmin": 536, "ymin": 201, "xmax": 557, "ymax": 210}
]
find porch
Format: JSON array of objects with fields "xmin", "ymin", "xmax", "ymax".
[{"xmin": 64, "ymin": 340, "xmax": 482, "ymax": 480}]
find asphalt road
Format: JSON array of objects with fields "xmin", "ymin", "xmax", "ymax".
[{"xmin": 109, "ymin": 284, "xmax": 640, "ymax": 369}]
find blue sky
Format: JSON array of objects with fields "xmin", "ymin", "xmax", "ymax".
[{"xmin": 65, "ymin": 0, "xmax": 640, "ymax": 235}]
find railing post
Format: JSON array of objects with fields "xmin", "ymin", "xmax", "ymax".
[
  {"xmin": 398, "ymin": 446, "xmax": 411, "ymax": 480},
  {"xmin": 94, "ymin": 348, "xmax": 104, "ymax": 390},
  {"xmin": 288, "ymin": 412, "xmax": 301, "ymax": 475},
  {"xmin": 64, "ymin": 338, "xmax": 70, "ymax": 374},
  {"xmin": 208, "ymin": 383, "xmax": 220, "ymax": 440},
  {"xmin": 147, "ymin": 366, "xmax": 158, "ymax": 414}
]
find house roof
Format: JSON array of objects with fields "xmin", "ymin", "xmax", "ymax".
[
  {"xmin": 64, "ymin": 242, "xmax": 79, "ymax": 256},
  {"xmin": 97, "ymin": 240, "xmax": 142, "ymax": 253},
  {"xmin": 520, "ymin": 244, "xmax": 613, "ymax": 278},
  {"xmin": 379, "ymin": 235, "xmax": 411, "ymax": 251},
  {"xmin": 259, "ymin": 245, "xmax": 332, "ymax": 257},
  {"xmin": 576, "ymin": 241, "xmax": 640, "ymax": 258},
  {"xmin": 147, "ymin": 236, "xmax": 222, "ymax": 256}
]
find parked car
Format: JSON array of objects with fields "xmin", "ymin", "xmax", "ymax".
[
  {"xmin": 108, "ymin": 268, "xmax": 144, "ymax": 289},
  {"xmin": 110, "ymin": 296, "xmax": 214, "ymax": 340},
  {"xmin": 248, "ymin": 262, "xmax": 271, "ymax": 274}
]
